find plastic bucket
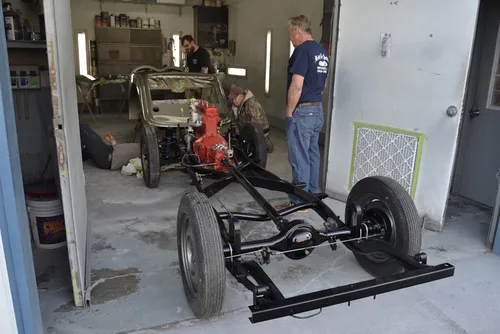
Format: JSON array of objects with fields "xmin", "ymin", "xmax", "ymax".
[{"xmin": 26, "ymin": 196, "xmax": 66, "ymax": 249}]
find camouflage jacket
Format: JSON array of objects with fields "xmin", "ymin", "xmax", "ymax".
[{"xmin": 235, "ymin": 90, "xmax": 270, "ymax": 131}]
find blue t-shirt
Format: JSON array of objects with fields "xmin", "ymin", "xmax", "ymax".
[{"xmin": 287, "ymin": 40, "xmax": 329, "ymax": 105}]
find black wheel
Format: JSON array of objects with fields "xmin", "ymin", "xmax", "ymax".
[
  {"xmin": 238, "ymin": 123, "xmax": 268, "ymax": 168},
  {"xmin": 346, "ymin": 176, "xmax": 422, "ymax": 277},
  {"xmin": 132, "ymin": 120, "xmax": 142, "ymax": 143},
  {"xmin": 140, "ymin": 124, "xmax": 160, "ymax": 188},
  {"xmin": 177, "ymin": 192, "xmax": 226, "ymax": 319},
  {"xmin": 266, "ymin": 135, "xmax": 275, "ymax": 153}
]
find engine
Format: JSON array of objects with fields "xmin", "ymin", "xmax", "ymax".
[{"xmin": 187, "ymin": 100, "xmax": 232, "ymax": 171}]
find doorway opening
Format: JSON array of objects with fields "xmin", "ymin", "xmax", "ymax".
[{"xmin": 450, "ymin": 0, "xmax": 500, "ymax": 250}]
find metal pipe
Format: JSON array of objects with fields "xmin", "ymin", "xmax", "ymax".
[
  {"xmin": 248, "ymin": 263, "xmax": 455, "ymax": 323},
  {"xmin": 188, "ymin": 121, "xmax": 203, "ymax": 128},
  {"xmin": 218, "ymin": 202, "xmax": 316, "ymax": 221},
  {"xmin": 223, "ymin": 228, "xmax": 351, "ymax": 256},
  {"xmin": 228, "ymin": 164, "xmax": 283, "ymax": 226},
  {"xmin": 184, "ymin": 133, "xmax": 194, "ymax": 154}
]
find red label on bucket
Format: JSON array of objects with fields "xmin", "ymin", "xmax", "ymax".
[{"xmin": 36, "ymin": 215, "xmax": 66, "ymax": 244}]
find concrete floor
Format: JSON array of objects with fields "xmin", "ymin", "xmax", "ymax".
[{"xmin": 36, "ymin": 113, "xmax": 500, "ymax": 334}]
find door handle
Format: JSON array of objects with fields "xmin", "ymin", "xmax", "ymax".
[
  {"xmin": 447, "ymin": 106, "xmax": 458, "ymax": 117},
  {"xmin": 469, "ymin": 109, "xmax": 481, "ymax": 119}
]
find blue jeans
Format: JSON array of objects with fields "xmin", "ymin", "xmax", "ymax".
[{"xmin": 286, "ymin": 105, "xmax": 324, "ymax": 204}]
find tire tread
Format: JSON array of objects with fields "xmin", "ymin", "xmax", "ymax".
[
  {"xmin": 239, "ymin": 123, "xmax": 268, "ymax": 168},
  {"xmin": 177, "ymin": 192, "xmax": 225, "ymax": 319},
  {"xmin": 347, "ymin": 176, "xmax": 423, "ymax": 277},
  {"xmin": 141, "ymin": 125, "xmax": 160, "ymax": 188}
]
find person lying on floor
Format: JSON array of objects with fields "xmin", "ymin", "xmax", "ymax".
[{"xmin": 80, "ymin": 124, "xmax": 140, "ymax": 170}]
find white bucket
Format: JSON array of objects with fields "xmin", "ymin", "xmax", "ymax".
[{"xmin": 26, "ymin": 196, "xmax": 66, "ymax": 249}]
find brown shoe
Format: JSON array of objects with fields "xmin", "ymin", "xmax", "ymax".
[
  {"xmin": 274, "ymin": 201, "xmax": 309, "ymax": 213},
  {"xmin": 274, "ymin": 201, "xmax": 293, "ymax": 211}
]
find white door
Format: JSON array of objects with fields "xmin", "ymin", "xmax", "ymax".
[
  {"xmin": 325, "ymin": 0, "xmax": 480, "ymax": 231},
  {"xmin": 454, "ymin": 2, "xmax": 500, "ymax": 208},
  {"xmin": 44, "ymin": 1, "xmax": 90, "ymax": 307}
]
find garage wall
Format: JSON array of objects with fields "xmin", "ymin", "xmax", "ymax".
[
  {"xmin": 226, "ymin": 0, "xmax": 325, "ymax": 131},
  {"xmin": 324, "ymin": 0, "xmax": 479, "ymax": 230},
  {"xmin": 70, "ymin": 0, "xmax": 195, "ymax": 72},
  {"xmin": 0, "ymin": 235, "xmax": 18, "ymax": 334}
]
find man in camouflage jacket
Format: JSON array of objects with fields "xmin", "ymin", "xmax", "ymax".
[{"xmin": 228, "ymin": 85, "xmax": 273, "ymax": 152}]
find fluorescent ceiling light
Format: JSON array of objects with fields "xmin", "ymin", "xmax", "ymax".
[
  {"xmin": 227, "ymin": 67, "xmax": 247, "ymax": 77},
  {"xmin": 265, "ymin": 30, "xmax": 272, "ymax": 95},
  {"xmin": 77, "ymin": 32, "xmax": 88, "ymax": 76},
  {"xmin": 172, "ymin": 34, "xmax": 180, "ymax": 67}
]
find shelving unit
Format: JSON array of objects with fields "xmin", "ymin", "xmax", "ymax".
[
  {"xmin": 194, "ymin": 5, "xmax": 229, "ymax": 49},
  {"xmin": 95, "ymin": 26, "xmax": 162, "ymax": 76},
  {"xmin": 92, "ymin": 0, "xmax": 200, "ymax": 16},
  {"xmin": 7, "ymin": 41, "xmax": 47, "ymax": 49},
  {"xmin": 94, "ymin": 26, "xmax": 163, "ymax": 108},
  {"xmin": 94, "ymin": 0, "xmax": 188, "ymax": 6}
]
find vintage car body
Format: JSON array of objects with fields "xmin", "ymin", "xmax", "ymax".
[
  {"xmin": 126, "ymin": 65, "xmax": 268, "ymax": 189},
  {"xmin": 128, "ymin": 66, "xmax": 230, "ymax": 128}
]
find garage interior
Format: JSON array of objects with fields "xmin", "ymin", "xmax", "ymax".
[{"xmin": 3, "ymin": 0, "xmax": 500, "ymax": 333}]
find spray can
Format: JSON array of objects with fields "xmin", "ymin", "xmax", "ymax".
[
  {"xmin": 101, "ymin": 11, "xmax": 109, "ymax": 27},
  {"xmin": 4, "ymin": 11, "xmax": 20, "ymax": 40},
  {"xmin": 95, "ymin": 15, "xmax": 101, "ymax": 27},
  {"xmin": 19, "ymin": 70, "xmax": 29, "ymax": 89},
  {"xmin": 5, "ymin": 15, "xmax": 16, "ymax": 40},
  {"xmin": 28, "ymin": 70, "xmax": 40, "ymax": 89},
  {"xmin": 109, "ymin": 14, "xmax": 115, "ymax": 27},
  {"xmin": 10, "ymin": 70, "xmax": 18, "ymax": 89}
]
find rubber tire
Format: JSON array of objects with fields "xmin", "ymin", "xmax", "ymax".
[
  {"xmin": 238, "ymin": 123, "xmax": 268, "ymax": 169},
  {"xmin": 177, "ymin": 192, "xmax": 226, "ymax": 319},
  {"xmin": 346, "ymin": 176, "xmax": 423, "ymax": 278},
  {"xmin": 140, "ymin": 124, "xmax": 160, "ymax": 188},
  {"xmin": 266, "ymin": 135, "xmax": 275, "ymax": 153}
]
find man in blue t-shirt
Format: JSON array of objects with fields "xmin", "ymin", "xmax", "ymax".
[{"xmin": 277, "ymin": 15, "xmax": 330, "ymax": 210}]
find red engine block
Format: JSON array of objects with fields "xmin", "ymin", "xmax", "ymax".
[{"xmin": 192, "ymin": 100, "xmax": 229, "ymax": 171}]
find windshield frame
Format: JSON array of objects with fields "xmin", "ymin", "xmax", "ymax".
[{"xmin": 145, "ymin": 73, "xmax": 229, "ymax": 117}]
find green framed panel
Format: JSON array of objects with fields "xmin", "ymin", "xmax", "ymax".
[{"xmin": 348, "ymin": 121, "xmax": 426, "ymax": 200}]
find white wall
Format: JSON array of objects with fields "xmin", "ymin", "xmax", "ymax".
[
  {"xmin": 227, "ymin": 0, "xmax": 324, "ymax": 129},
  {"xmin": 70, "ymin": 0, "xmax": 195, "ymax": 71},
  {"xmin": 325, "ymin": 0, "xmax": 479, "ymax": 230},
  {"xmin": 0, "ymin": 234, "xmax": 19, "ymax": 334}
]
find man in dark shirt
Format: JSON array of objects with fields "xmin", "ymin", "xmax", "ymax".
[
  {"xmin": 181, "ymin": 35, "xmax": 212, "ymax": 73},
  {"xmin": 277, "ymin": 15, "xmax": 330, "ymax": 210}
]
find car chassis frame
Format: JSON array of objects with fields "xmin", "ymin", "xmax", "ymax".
[{"xmin": 186, "ymin": 158, "xmax": 455, "ymax": 324}]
